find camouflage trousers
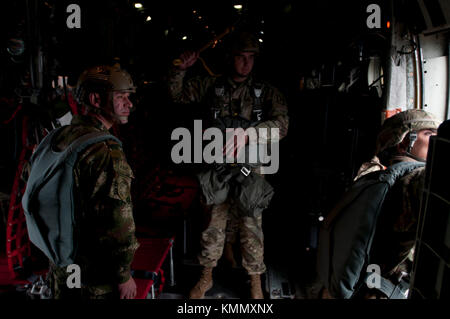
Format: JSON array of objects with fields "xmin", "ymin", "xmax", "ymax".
[
  {"xmin": 48, "ymin": 262, "xmax": 116, "ymax": 299},
  {"xmin": 225, "ymin": 213, "xmax": 239, "ymax": 245},
  {"xmin": 198, "ymin": 200, "xmax": 266, "ymax": 275}
]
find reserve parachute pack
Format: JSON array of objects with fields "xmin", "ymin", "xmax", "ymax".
[
  {"xmin": 22, "ymin": 126, "xmax": 122, "ymax": 267},
  {"xmin": 197, "ymin": 163, "xmax": 274, "ymax": 218},
  {"xmin": 317, "ymin": 161, "xmax": 425, "ymax": 299}
]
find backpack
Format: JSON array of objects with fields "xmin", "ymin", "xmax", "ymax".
[
  {"xmin": 317, "ymin": 161, "xmax": 425, "ymax": 299},
  {"xmin": 22, "ymin": 126, "xmax": 122, "ymax": 267}
]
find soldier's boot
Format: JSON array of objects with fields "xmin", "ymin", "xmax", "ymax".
[
  {"xmin": 250, "ymin": 274, "xmax": 264, "ymax": 299},
  {"xmin": 223, "ymin": 242, "xmax": 238, "ymax": 268},
  {"xmin": 189, "ymin": 267, "xmax": 213, "ymax": 299}
]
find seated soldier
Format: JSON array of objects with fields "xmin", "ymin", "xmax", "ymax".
[{"xmin": 351, "ymin": 109, "xmax": 440, "ymax": 298}]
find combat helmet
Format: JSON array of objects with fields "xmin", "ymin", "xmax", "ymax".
[
  {"xmin": 376, "ymin": 109, "xmax": 440, "ymax": 156},
  {"xmin": 230, "ymin": 31, "xmax": 260, "ymax": 55},
  {"xmin": 74, "ymin": 63, "xmax": 136, "ymax": 106},
  {"xmin": 74, "ymin": 63, "xmax": 136, "ymax": 123}
]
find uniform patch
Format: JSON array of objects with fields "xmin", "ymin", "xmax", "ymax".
[{"xmin": 110, "ymin": 174, "xmax": 132, "ymax": 202}]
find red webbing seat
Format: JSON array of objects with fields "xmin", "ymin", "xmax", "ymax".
[
  {"xmin": 6, "ymin": 116, "xmax": 34, "ymax": 279},
  {"xmin": 132, "ymin": 237, "xmax": 174, "ymax": 299},
  {"xmin": 4, "ymin": 115, "xmax": 48, "ymax": 287},
  {"xmin": 134, "ymin": 278, "xmax": 154, "ymax": 299},
  {"xmin": 139, "ymin": 172, "xmax": 198, "ymax": 210},
  {"xmin": 132, "ymin": 238, "xmax": 173, "ymax": 272},
  {"xmin": 0, "ymin": 253, "xmax": 26, "ymax": 286},
  {"xmin": 156, "ymin": 175, "xmax": 198, "ymax": 209}
]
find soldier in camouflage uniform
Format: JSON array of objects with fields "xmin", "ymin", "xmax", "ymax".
[
  {"xmin": 47, "ymin": 64, "xmax": 139, "ymax": 299},
  {"xmin": 325, "ymin": 109, "xmax": 440, "ymax": 299},
  {"xmin": 168, "ymin": 31, "xmax": 289, "ymax": 299}
]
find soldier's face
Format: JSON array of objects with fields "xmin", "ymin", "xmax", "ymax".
[
  {"xmin": 113, "ymin": 92, "xmax": 133, "ymax": 124},
  {"xmin": 232, "ymin": 51, "xmax": 255, "ymax": 79},
  {"xmin": 410, "ymin": 129, "xmax": 437, "ymax": 160}
]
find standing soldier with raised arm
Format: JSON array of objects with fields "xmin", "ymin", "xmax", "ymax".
[{"xmin": 168, "ymin": 31, "xmax": 289, "ymax": 299}]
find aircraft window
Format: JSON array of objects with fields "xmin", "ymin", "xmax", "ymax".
[{"xmin": 420, "ymin": 34, "xmax": 449, "ymax": 121}]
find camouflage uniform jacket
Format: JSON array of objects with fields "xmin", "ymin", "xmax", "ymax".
[
  {"xmin": 168, "ymin": 68, "xmax": 289, "ymax": 142},
  {"xmin": 51, "ymin": 114, "xmax": 139, "ymax": 296}
]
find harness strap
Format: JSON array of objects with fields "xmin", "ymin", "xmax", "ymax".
[
  {"xmin": 215, "ymin": 163, "xmax": 252, "ymax": 184},
  {"xmin": 251, "ymin": 82, "xmax": 264, "ymax": 122},
  {"xmin": 211, "ymin": 78, "xmax": 265, "ymax": 123},
  {"xmin": 378, "ymin": 276, "xmax": 409, "ymax": 299}
]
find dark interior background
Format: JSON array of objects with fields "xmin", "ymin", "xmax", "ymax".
[{"xmin": 1, "ymin": 0, "xmax": 417, "ymax": 287}]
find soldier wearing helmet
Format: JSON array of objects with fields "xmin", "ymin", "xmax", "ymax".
[
  {"xmin": 168, "ymin": 31, "xmax": 289, "ymax": 299},
  {"xmin": 47, "ymin": 64, "xmax": 139, "ymax": 299},
  {"xmin": 352, "ymin": 109, "xmax": 441, "ymax": 299},
  {"xmin": 355, "ymin": 109, "xmax": 440, "ymax": 180},
  {"xmin": 375, "ymin": 109, "xmax": 440, "ymax": 163},
  {"xmin": 75, "ymin": 64, "xmax": 136, "ymax": 125}
]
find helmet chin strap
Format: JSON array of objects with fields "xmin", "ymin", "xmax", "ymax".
[
  {"xmin": 403, "ymin": 130, "xmax": 426, "ymax": 162},
  {"xmin": 403, "ymin": 152, "xmax": 426, "ymax": 162},
  {"xmin": 115, "ymin": 115, "xmax": 128, "ymax": 124},
  {"xmin": 395, "ymin": 130, "xmax": 426, "ymax": 162},
  {"xmin": 406, "ymin": 131, "xmax": 418, "ymax": 153}
]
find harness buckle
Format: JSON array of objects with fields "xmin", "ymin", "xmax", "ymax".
[
  {"xmin": 240, "ymin": 166, "xmax": 251, "ymax": 177},
  {"xmin": 253, "ymin": 87, "xmax": 262, "ymax": 98},
  {"xmin": 29, "ymin": 276, "xmax": 51, "ymax": 298},
  {"xmin": 253, "ymin": 109, "xmax": 263, "ymax": 121},
  {"xmin": 215, "ymin": 86, "xmax": 225, "ymax": 97}
]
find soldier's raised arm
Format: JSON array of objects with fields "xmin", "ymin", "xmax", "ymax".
[{"xmin": 168, "ymin": 50, "xmax": 215, "ymax": 104}]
